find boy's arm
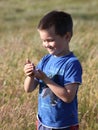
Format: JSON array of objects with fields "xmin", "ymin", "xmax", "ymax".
[
  {"xmin": 35, "ymin": 69, "xmax": 79, "ymax": 103},
  {"xmin": 23, "ymin": 59, "xmax": 38, "ymax": 93},
  {"xmin": 44, "ymin": 79, "xmax": 78, "ymax": 103},
  {"xmin": 24, "ymin": 76, "xmax": 38, "ymax": 92}
]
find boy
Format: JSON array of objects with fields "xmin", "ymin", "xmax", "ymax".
[{"xmin": 24, "ymin": 10, "xmax": 82, "ymax": 130}]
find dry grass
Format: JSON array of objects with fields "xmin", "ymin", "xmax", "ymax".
[{"xmin": 0, "ymin": 0, "xmax": 98, "ymax": 130}]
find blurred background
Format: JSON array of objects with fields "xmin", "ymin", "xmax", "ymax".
[{"xmin": 0, "ymin": 0, "xmax": 98, "ymax": 130}]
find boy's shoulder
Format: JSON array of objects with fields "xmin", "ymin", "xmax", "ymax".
[{"xmin": 42, "ymin": 54, "xmax": 52, "ymax": 61}]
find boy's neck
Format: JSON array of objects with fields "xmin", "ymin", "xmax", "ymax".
[{"xmin": 54, "ymin": 50, "xmax": 71, "ymax": 57}]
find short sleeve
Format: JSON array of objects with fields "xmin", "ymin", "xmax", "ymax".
[{"xmin": 64, "ymin": 60, "xmax": 82, "ymax": 85}]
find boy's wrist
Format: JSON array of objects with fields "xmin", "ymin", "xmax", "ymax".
[
  {"xmin": 43, "ymin": 77, "xmax": 51, "ymax": 84},
  {"xmin": 26, "ymin": 73, "xmax": 34, "ymax": 78}
]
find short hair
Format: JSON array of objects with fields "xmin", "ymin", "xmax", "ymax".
[{"xmin": 37, "ymin": 10, "xmax": 73, "ymax": 36}]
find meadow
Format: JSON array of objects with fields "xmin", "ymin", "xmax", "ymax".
[{"xmin": 0, "ymin": 0, "xmax": 98, "ymax": 130}]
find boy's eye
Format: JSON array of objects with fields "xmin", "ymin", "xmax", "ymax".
[
  {"xmin": 42, "ymin": 38, "xmax": 55, "ymax": 43},
  {"xmin": 47, "ymin": 39, "xmax": 54, "ymax": 42}
]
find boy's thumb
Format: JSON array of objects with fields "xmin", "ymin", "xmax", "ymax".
[{"xmin": 25, "ymin": 58, "xmax": 31, "ymax": 64}]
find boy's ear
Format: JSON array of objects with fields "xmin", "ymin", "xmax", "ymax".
[{"xmin": 65, "ymin": 32, "xmax": 71, "ymax": 42}]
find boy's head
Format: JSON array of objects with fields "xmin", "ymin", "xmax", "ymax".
[{"xmin": 37, "ymin": 10, "xmax": 73, "ymax": 37}]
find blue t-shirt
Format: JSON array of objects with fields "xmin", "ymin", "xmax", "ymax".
[{"xmin": 36, "ymin": 52, "xmax": 82, "ymax": 129}]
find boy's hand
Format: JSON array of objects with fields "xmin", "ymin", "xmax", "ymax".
[
  {"xmin": 24, "ymin": 59, "xmax": 35, "ymax": 77},
  {"xmin": 34, "ymin": 69, "xmax": 48, "ymax": 81}
]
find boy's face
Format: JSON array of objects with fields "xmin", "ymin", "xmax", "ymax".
[{"xmin": 38, "ymin": 26, "xmax": 70, "ymax": 56}]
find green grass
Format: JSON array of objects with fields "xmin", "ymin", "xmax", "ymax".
[{"xmin": 0, "ymin": 0, "xmax": 98, "ymax": 130}]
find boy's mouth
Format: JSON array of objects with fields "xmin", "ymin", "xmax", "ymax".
[{"xmin": 47, "ymin": 47, "xmax": 54, "ymax": 51}]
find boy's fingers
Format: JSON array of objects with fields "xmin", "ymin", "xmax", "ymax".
[{"xmin": 25, "ymin": 58, "xmax": 31, "ymax": 64}]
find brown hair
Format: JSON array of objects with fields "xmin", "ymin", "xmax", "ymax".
[{"xmin": 37, "ymin": 10, "xmax": 73, "ymax": 36}]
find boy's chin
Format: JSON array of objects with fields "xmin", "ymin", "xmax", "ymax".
[
  {"xmin": 48, "ymin": 50, "xmax": 61, "ymax": 56},
  {"xmin": 48, "ymin": 51, "xmax": 56, "ymax": 55},
  {"xmin": 49, "ymin": 52, "xmax": 59, "ymax": 57}
]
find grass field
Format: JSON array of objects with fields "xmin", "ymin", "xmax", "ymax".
[{"xmin": 0, "ymin": 0, "xmax": 98, "ymax": 130}]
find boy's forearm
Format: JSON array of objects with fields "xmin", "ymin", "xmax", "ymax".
[
  {"xmin": 24, "ymin": 76, "xmax": 38, "ymax": 92},
  {"xmin": 43, "ymin": 77, "xmax": 78, "ymax": 103},
  {"xmin": 43, "ymin": 77, "xmax": 69, "ymax": 102}
]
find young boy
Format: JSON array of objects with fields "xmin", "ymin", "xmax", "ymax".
[{"xmin": 24, "ymin": 10, "xmax": 82, "ymax": 130}]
